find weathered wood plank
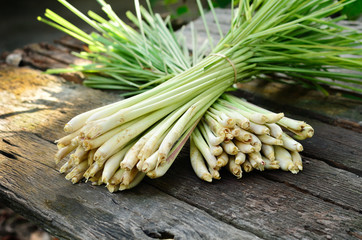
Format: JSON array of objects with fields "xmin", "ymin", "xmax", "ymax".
[
  {"xmin": 0, "ymin": 132, "xmax": 259, "ymax": 240},
  {"xmin": 147, "ymin": 153, "xmax": 362, "ymax": 240},
  {"xmin": 0, "ymin": 66, "xmax": 260, "ymax": 239},
  {"xmin": 262, "ymin": 156, "xmax": 362, "ymax": 213}
]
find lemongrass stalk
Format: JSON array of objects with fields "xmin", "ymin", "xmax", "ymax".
[
  {"xmin": 234, "ymin": 140, "xmax": 255, "ymax": 154},
  {"xmin": 274, "ymin": 146, "xmax": 298, "ymax": 174},
  {"xmin": 204, "ymin": 114, "xmax": 226, "ymax": 139},
  {"xmin": 59, "ymin": 160, "xmax": 74, "ymax": 173},
  {"xmin": 93, "ymin": 104, "xmax": 177, "ymax": 163},
  {"xmin": 72, "ymin": 145, "xmax": 88, "ymax": 165},
  {"xmin": 119, "ymin": 172, "xmax": 146, "ymax": 191},
  {"xmin": 231, "ymin": 126, "xmax": 241, "ymax": 138},
  {"xmin": 121, "ymin": 167, "xmax": 139, "ymax": 185},
  {"xmin": 82, "ymin": 124, "xmax": 124, "ymax": 150},
  {"xmin": 55, "ymin": 144, "xmax": 77, "ymax": 164},
  {"xmin": 249, "ymin": 133, "xmax": 262, "ymax": 151},
  {"xmin": 224, "ymin": 128, "xmax": 234, "ymax": 142},
  {"xmin": 109, "ymin": 168, "xmax": 125, "ymax": 185},
  {"xmin": 158, "ymin": 105, "xmax": 197, "ymax": 163},
  {"xmin": 234, "ymin": 127, "xmax": 252, "ymax": 142},
  {"xmin": 221, "ymin": 141, "xmax": 239, "ymax": 155},
  {"xmin": 212, "ymin": 102, "xmax": 251, "ymax": 128},
  {"xmin": 65, "ymin": 161, "xmax": 88, "ymax": 180},
  {"xmin": 261, "ymin": 144, "xmax": 275, "ymax": 161},
  {"xmin": 242, "ymin": 160, "xmax": 253, "ymax": 173},
  {"xmin": 216, "ymin": 152, "xmax": 229, "ymax": 168},
  {"xmin": 249, "ymin": 122, "xmax": 270, "ymax": 135},
  {"xmin": 83, "ymin": 161, "xmax": 102, "ymax": 179},
  {"xmin": 102, "ymin": 146, "xmax": 131, "ymax": 183},
  {"xmin": 266, "ymin": 123, "xmax": 283, "ymax": 139},
  {"xmin": 136, "ymin": 158, "xmax": 145, "ymax": 171},
  {"xmin": 138, "ymin": 130, "xmax": 167, "ymax": 162},
  {"xmin": 192, "ymin": 127, "xmax": 218, "ymax": 169},
  {"xmin": 217, "ymin": 98, "xmax": 268, "ymax": 124},
  {"xmin": 235, "ymin": 151, "xmax": 246, "ymax": 165},
  {"xmin": 88, "ymin": 171, "xmax": 102, "ymax": 185},
  {"xmin": 291, "ymin": 151, "xmax": 303, "ymax": 171},
  {"xmin": 210, "ymin": 145, "xmax": 223, "ymax": 156},
  {"xmin": 147, "ymin": 120, "xmax": 198, "ymax": 179},
  {"xmin": 121, "ymin": 139, "xmax": 146, "ymax": 171},
  {"xmin": 228, "ymin": 155, "xmax": 242, "ymax": 179},
  {"xmin": 208, "ymin": 166, "xmax": 221, "ymax": 180},
  {"xmin": 141, "ymin": 150, "xmax": 158, "ymax": 173},
  {"xmin": 262, "ymin": 156, "xmax": 280, "ymax": 170},
  {"xmin": 106, "ymin": 184, "xmax": 119, "ymax": 193},
  {"xmin": 208, "ymin": 107, "xmax": 236, "ymax": 128},
  {"xmin": 277, "ymin": 117, "xmax": 307, "ymax": 132},
  {"xmin": 258, "ymin": 134, "xmax": 283, "ymax": 146},
  {"xmin": 248, "ymin": 152, "xmax": 265, "ymax": 170},
  {"xmin": 63, "ymin": 103, "xmax": 119, "ymax": 133},
  {"xmin": 70, "ymin": 136, "xmax": 81, "ymax": 147},
  {"xmin": 190, "ymin": 137, "xmax": 212, "ymax": 182},
  {"xmin": 223, "ymin": 95, "xmax": 285, "ymax": 123},
  {"xmin": 248, "ymin": 157, "xmax": 261, "ymax": 170},
  {"xmin": 55, "ymin": 129, "xmax": 82, "ymax": 148},
  {"xmin": 292, "ymin": 125, "xmax": 314, "ymax": 140},
  {"xmin": 263, "ymin": 113, "xmax": 284, "ymax": 123},
  {"xmin": 281, "ymin": 133, "xmax": 303, "ymax": 152},
  {"xmin": 200, "ymin": 119, "xmax": 224, "ymax": 145},
  {"xmin": 87, "ymin": 149, "xmax": 96, "ymax": 166},
  {"xmin": 71, "ymin": 173, "xmax": 86, "ymax": 184}
]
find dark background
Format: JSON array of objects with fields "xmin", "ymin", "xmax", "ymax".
[{"xmin": 0, "ymin": 0, "xmax": 203, "ymax": 53}]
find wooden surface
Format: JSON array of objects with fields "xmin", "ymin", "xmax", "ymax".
[{"xmin": 1, "ymin": 9, "xmax": 362, "ymax": 240}]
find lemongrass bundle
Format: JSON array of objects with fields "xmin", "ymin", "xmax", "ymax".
[
  {"xmin": 41, "ymin": 0, "xmax": 362, "ymax": 191},
  {"xmin": 191, "ymin": 93, "xmax": 311, "ymax": 181}
]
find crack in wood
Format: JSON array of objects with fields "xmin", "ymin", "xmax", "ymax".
[
  {"xmin": 0, "ymin": 108, "xmax": 46, "ymax": 119},
  {"xmin": 142, "ymin": 228, "xmax": 175, "ymax": 239},
  {"xmin": 2, "ymin": 138, "xmax": 19, "ymax": 147},
  {"xmin": 33, "ymin": 133, "xmax": 56, "ymax": 146},
  {"xmin": 261, "ymin": 174, "xmax": 362, "ymax": 214},
  {"xmin": 0, "ymin": 150, "xmax": 18, "ymax": 160}
]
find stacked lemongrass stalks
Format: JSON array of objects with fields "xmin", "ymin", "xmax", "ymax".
[
  {"xmin": 53, "ymin": 45, "xmax": 251, "ymax": 191},
  {"xmin": 190, "ymin": 93, "xmax": 313, "ymax": 182},
  {"xmin": 44, "ymin": 0, "xmax": 362, "ymax": 192}
]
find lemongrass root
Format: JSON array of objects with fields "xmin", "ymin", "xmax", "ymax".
[
  {"xmin": 190, "ymin": 137, "xmax": 212, "ymax": 182},
  {"xmin": 258, "ymin": 134, "xmax": 283, "ymax": 146},
  {"xmin": 242, "ymin": 160, "xmax": 253, "ymax": 173},
  {"xmin": 216, "ymin": 151, "xmax": 229, "ymax": 167},
  {"xmin": 274, "ymin": 146, "xmax": 298, "ymax": 174},
  {"xmin": 119, "ymin": 172, "xmax": 146, "ymax": 191},
  {"xmin": 281, "ymin": 133, "xmax": 303, "ymax": 152},
  {"xmin": 234, "ymin": 140, "xmax": 255, "ymax": 153},
  {"xmin": 221, "ymin": 141, "xmax": 238, "ymax": 155},
  {"xmin": 291, "ymin": 151, "xmax": 303, "ymax": 171},
  {"xmin": 228, "ymin": 155, "xmax": 242, "ymax": 179},
  {"xmin": 235, "ymin": 151, "xmax": 246, "ymax": 165},
  {"xmin": 121, "ymin": 167, "xmax": 139, "ymax": 185},
  {"xmin": 261, "ymin": 144, "xmax": 275, "ymax": 161}
]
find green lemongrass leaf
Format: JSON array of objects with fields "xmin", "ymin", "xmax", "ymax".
[{"xmin": 37, "ymin": 16, "xmax": 94, "ymax": 45}]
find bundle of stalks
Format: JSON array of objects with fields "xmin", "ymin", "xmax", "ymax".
[
  {"xmin": 191, "ymin": 94, "xmax": 311, "ymax": 182},
  {"xmin": 41, "ymin": 0, "xmax": 362, "ymax": 192}
]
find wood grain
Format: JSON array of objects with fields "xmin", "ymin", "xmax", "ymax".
[{"xmin": 0, "ymin": 66, "xmax": 260, "ymax": 239}]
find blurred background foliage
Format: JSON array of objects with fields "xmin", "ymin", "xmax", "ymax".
[{"xmin": 150, "ymin": 0, "xmax": 362, "ymax": 20}]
